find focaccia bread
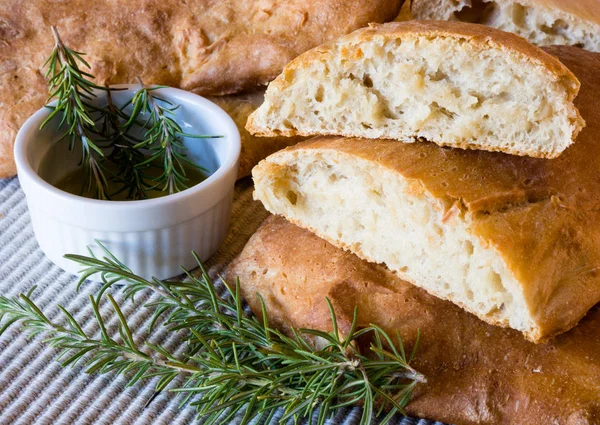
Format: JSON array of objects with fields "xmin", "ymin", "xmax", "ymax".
[
  {"xmin": 227, "ymin": 215, "xmax": 600, "ymax": 425},
  {"xmin": 0, "ymin": 0, "xmax": 403, "ymax": 179},
  {"xmin": 411, "ymin": 0, "xmax": 600, "ymax": 52},
  {"xmin": 207, "ymin": 91, "xmax": 306, "ymax": 179},
  {"xmin": 252, "ymin": 45, "xmax": 600, "ymax": 343},
  {"xmin": 247, "ymin": 21, "xmax": 584, "ymax": 158}
]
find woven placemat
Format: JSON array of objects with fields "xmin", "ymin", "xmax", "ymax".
[{"xmin": 0, "ymin": 176, "xmax": 444, "ymax": 425}]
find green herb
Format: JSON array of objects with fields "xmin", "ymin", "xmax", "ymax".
[
  {"xmin": 43, "ymin": 26, "xmax": 109, "ymax": 199},
  {"xmin": 0, "ymin": 246, "xmax": 425, "ymax": 424},
  {"xmin": 41, "ymin": 28, "xmax": 222, "ymax": 200},
  {"xmin": 101, "ymin": 86, "xmax": 154, "ymax": 200},
  {"xmin": 126, "ymin": 77, "xmax": 219, "ymax": 195}
]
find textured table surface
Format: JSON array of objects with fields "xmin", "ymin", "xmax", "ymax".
[{"xmin": 0, "ymin": 176, "xmax": 444, "ymax": 425}]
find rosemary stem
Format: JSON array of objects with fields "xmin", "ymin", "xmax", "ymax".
[
  {"xmin": 51, "ymin": 27, "xmax": 70, "ymax": 86},
  {"xmin": 120, "ymin": 351, "xmax": 201, "ymax": 374},
  {"xmin": 35, "ymin": 305, "xmax": 202, "ymax": 376},
  {"xmin": 394, "ymin": 370, "xmax": 427, "ymax": 383},
  {"xmin": 51, "ymin": 26, "xmax": 64, "ymax": 53},
  {"xmin": 135, "ymin": 77, "xmax": 162, "ymax": 118}
]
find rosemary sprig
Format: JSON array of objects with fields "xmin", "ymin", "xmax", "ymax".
[
  {"xmin": 125, "ymin": 77, "xmax": 221, "ymax": 195},
  {"xmin": 0, "ymin": 247, "xmax": 425, "ymax": 424},
  {"xmin": 41, "ymin": 28, "xmax": 221, "ymax": 200},
  {"xmin": 42, "ymin": 26, "xmax": 109, "ymax": 199},
  {"xmin": 100, "ymin": 87, "xmax": 153, "ymax": 200}
]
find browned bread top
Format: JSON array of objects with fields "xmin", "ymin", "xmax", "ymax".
[
  {"xmin": 0, "ymin": 0, "xmax": 403, "ymax": 178},
  {"xmin": 227, "ymin": 215, "xmax": 600, "ymax": 425}
]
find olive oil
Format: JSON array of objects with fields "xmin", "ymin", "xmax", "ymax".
[{"xmin": 53, "ymin": 162, "xmax": 207, "ymax": 201}]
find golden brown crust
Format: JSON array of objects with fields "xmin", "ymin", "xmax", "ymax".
[
  {"xmin": 252, "ymin": 46, "xmax": 600, "ymax": 342},
  {"xmin": 0, "ymin": 0, "xmax": 403, "ymax": 179},
  {"xmin": 246, "ymin": 20, "xmax": 583, "ymax": 148},
  {"xmin": 227, "ymin": 215, "xmax": 600, "ymax": 425},
  {"xmin": 207, "ymin": 91, "xmax": 306, "ymax": 179}
]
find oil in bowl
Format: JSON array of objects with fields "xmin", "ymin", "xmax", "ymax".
[{"xmin": 49, "ymin": 158, "xmax": 207, "ymax": 201}]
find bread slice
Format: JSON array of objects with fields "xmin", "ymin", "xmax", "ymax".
[
  {"xmin": 246, "ymin": 21, "xmax": 584, "ymax": 158},
  {"xmin": 252, "ymin": 45, "xmax": 600, "ymax": 343},
  {"xmin": 411, "ymin": 0, "xmax": 600, "ymax": 52},
  {"xmin": 227, "ymin": 215, "xmax": 600, "ymax": 425}
]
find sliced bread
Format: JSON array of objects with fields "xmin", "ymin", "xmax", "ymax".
[
  {"xmin": 247, "ymin": 21, "xmax": 584, "ymax": 158},
  {"xmin": 411, "ymin": 0, "xmax": 600, "ymax": 52},
  {"xmin": 252, "ymin": 45, "xmax": 600, "ymax": 343}
]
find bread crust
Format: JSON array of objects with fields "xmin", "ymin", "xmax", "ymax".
[
  {"xmin": 252, "ymin": 46, "xmax": 600, "ymax": 343},
  {"xmin": 227, "ymin": 215, "xmax": 600, "ymax": 425},
  {"xmin": 0, "ymin": 0, "xmax": 403, "ymax": 178},
  {"xmin": 246, "ymin": 21, "xmax": 584, "ymax": 158}
]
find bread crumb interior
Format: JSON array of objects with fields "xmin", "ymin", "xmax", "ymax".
[
  {"xmin": 257, "ymin": 152, "xmax": 535, "ymax": 334},
  {"xmin": 254, "ymin": 34, "xmax": 580, "ymax": 157}
]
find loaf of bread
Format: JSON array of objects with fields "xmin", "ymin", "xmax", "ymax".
[
  {"xmin": 411, "ymin": 0, "xmax": 600, "ymax": 52},
  {"xmin": 247, "ymin": 21, "xmax": 585, "ymax": 158},
  {"xmin": 0, "ymin": 0, "xmax": 403, "ymax": 179},
  {"xmin": 227, "ymin": 215, "xmax": 600, "ymax": 425},
  {"xmin": 207, "ymin": 91, "xmax": 306, "ymax": 178},
  {"xmin": 252, "ymin": 45, "xmax": 600, "ymax": 343}
]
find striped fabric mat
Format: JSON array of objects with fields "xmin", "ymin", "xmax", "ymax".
[{"xmin": 0, "ymin": 176, "xmax": 443, "ymax": 425}]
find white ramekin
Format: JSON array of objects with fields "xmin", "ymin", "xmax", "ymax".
[{"xmin": 14, "ymin": 85, "xmax": 240, "ymax": 280}]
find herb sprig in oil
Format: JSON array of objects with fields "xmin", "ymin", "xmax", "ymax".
[
  {"xmin": 41, "ymin": 27, "xmax": 221, "ymax": 200},
  {"xmin": 126, "ymin": 77, "xmax": 219, "ymax": 195},
  {"xmin": 43, "ymin": 26, "xmax": 110, "ymax": 199}
]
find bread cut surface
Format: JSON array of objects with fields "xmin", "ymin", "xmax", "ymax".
[
  {"xmin": 227, "ymin": 215, "xmax": 600, "ymax": 425},
  {"xmin": 0, "ymin": 0, "xmax": 403, "ymax": 179},
  {"xmin": 247, "ymin": 21, "xmax": 584, "ymax": 158},
  {"xmin": 411, "ymin": 0, "xmax": 600, "ymax": 52},
  {"xmin": 252, "ymin": 45, "xmax": 600, "ymax": 343}
]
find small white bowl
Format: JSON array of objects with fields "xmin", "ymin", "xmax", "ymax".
[{"xmin": 14, "ymin": 84, "xmax": 240, "ymax": 280}]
